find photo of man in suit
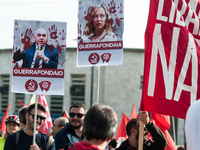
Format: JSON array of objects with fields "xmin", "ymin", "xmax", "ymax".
[{"xmin": 13, "ymin": 28, "xmax": 58, "ymax": 69}]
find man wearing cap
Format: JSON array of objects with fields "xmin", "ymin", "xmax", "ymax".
[
  {"xmin": 0, "ymin": 115, "xmax": 20, "ymax": 150},
  {"xmin": 54, "ymin": 102, "xmax": 87, "ymax": 150}
]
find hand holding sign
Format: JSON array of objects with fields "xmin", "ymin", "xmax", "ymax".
[
  {"xmin": 139, "ymin": 111, "xmax": 150, "ymax": 125},
  {"xmin": 138, "ymin": 111, "xmax": 149, "ymax": 150}
]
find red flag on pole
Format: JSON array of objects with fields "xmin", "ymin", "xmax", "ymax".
[
  {"xmin": 140, "ymin": 0, "xmax": 200, "ymax": 119},
  {"xmin": 37, "ymin": 95, "xmax": 53, "ymax": 134},
  {"xmin": 0, "ymin": 104, "xmax": 10, "ymax": 133},
  {"xmin": 151, "ymin": 113, "xmax": 175, "ymax": 150},
  {"xmin": 151, "ymin": 113, "xmax": 170, "ymax": 131},
  {"xmin": 18, "ymin": 100, "xmax": 25, "ymax": 107},
  {"xmin": 62, "ymin": 107, "xmax": 69, "ymax": 119},
  {"xmin": 162, "ymin": 130, "xmax": 176, "ymax": 150},
  {"xmin": 116, "ymin": 113, "xmax": 129, "ymax": 142},
  {"xmin": 130, "ymin": 105, "xmax": 136, "ymax": 119}
]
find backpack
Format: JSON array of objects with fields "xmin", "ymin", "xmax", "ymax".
[{"xmin": 15, "ymin": 131, "xmax": 54, "ymax": 150}]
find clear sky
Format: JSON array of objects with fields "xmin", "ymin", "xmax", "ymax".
[{"xmin": 0, "ymin": 0, "xmax": 149, "ymax": 49}]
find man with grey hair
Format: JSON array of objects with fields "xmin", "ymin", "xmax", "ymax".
[
  {"xmin": 18, "ymin": 106, "xmax": 28, "ymax": 129},
  {"xmin": 13, "ymin": 28, "xmax": 58, "ymax": 69},
  {"xmin": 51, "ymin": 117, "xmax": 68, "ymax": 137},
  {"xmin": 67, "ymin": 103, "xmax": 118, "ymax": 150}
]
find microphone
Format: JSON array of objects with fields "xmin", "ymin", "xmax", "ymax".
[{"xmin": 37, "ymin": 45, "xmax": 42, "ymax": 50}]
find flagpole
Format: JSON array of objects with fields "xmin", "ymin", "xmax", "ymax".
[
  {"xmin": 96, "ymin": 66, "xmax": 100, "ymax": 103},
  {"xmin": 172, "ymin": 117, "xmax": 176, "ymax": 148},
  {"xmin": 138, "ymin": 121, "xmax": 144, "ymax": 150},
  {"xmin": 90, "ymin": 66, "xmax": 94, "ymax": 107},
  {"xmin": 33, "ymin": 94, "xmax": 39, "ymax": 145}
]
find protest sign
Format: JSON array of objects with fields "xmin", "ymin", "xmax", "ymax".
[
  {"xmin": 12, "ymin": 20, "xmax": 67, "ymax": 95},
  {"xmin": 77, "ymin": 0, "xmax": 124, "ymax": 66}
]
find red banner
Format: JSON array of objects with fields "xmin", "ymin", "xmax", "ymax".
[{"xmin": 140, "ymin": 0, "xmax": 200, "ymax": 119}]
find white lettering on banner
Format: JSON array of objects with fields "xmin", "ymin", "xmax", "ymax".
[
  {"xmin": 185, "ymin": 2, "xmax": 199, "ymax": 35},
  {"xmin": 13, "ymin": 69, "xmax": 64, "ymax": 76},
  {"xmin": 156, "ymin": 0, "xmax": 168, "ymax": 22},
  {"xmin": 174, "ymin": 33, "xmax": 198, "ymax": 104},
  {"xmin": 157, "ymin": 0, "xmax": 200, "ymax": 34},
  {"xmin": 148, "ymin": 24, "xmax": 179, "ymax": 100},
  {"xmin": 79, "ymin": 42, "xmax": 122, "ymax": 50},
  {"xmin": 148, "ymin": 24, "xmax": 198, "ymax": 104}
]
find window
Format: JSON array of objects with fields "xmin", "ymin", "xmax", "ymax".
[
  {"xmin": 50, "ymin": 95, "xmax": 63, "ymax": 114},
  {"xmin": 0, "ymin": 75, "xmax": 9, "ymax": 112},
  {"xmin": 15, "ymin": 93, "xmax": 25, "ymax": 113},
  {"xmin": 70, "ymin": 74, "xmax": 85, "ymax": 105}
]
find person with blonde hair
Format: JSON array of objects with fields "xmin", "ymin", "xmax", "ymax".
[{"xmin": 84, "ymin": 4, "xmax": 117, "ymax": 42}]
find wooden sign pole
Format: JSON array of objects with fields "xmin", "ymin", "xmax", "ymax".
[{"xmin": 138, "ymin": 121, "xmax": 144, "ymax": 150}]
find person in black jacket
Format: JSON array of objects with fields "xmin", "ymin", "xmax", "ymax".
[
  {"xmin": 116, "ymin": 111, "xmax": 167, "ymax": 150},
  {"xmin": 54, "ymin": 102, "xmax": 87, "ymax": 150}
]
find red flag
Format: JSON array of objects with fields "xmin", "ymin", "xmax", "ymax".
[
  {"xmin": 116, "ymin": 113, "xmax": 129, "ymax": 142},
  {"xmin": 130, "ymin": 105, "xmax": 136, "ymax": 119},
  {"xmin": 140, "ymin": 0, "xmax": 200, "ymax": 119},
  {"xmin": 151, "ymin": 113, "xmax": 175, "ymax": 150},
  {"xmin": 151, "ymin": 113, "xmax": 170, "ymax": 131},
  {"xmin": 18, "ymin": 100, "xmax": 25, "ymax": 107},
  {"xmin": 163, "ymin": 130, "xmax": 176, "ymax": 150},
  {"xmin": 62, "ymin": 107, "xmax": 69, "ymax": 119},
  {"xmin": 0, "ymin": 104, "xmax": 10, "ymax": 133},
  {"xmin": 37, "ymin": 95, "xmax": 53, "ymax": 134}
]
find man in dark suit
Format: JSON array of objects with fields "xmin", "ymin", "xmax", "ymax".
[{"xmin": 13, "ymin": 28, "xmax": 58, "ymax": 69}]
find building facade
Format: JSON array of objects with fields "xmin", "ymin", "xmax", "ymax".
[{"xmin": 0, "ymin": 47, "xmax": 184, "ymax": 145}]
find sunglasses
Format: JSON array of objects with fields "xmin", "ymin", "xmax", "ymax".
[
  {"xmin": 28, "ymin": 113, "xmax": 46, "ymax": 121},
  {"xmin": 69, "ymin": 113, "xmax": 85, "ymax": 118}
]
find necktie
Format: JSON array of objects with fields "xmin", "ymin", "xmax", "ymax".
[
  {"xmin": 33, "ymin": 46, "xmax": 41, "ymax": 68},
  {"xmin": 34, "ymin": 56, "xmax": 39, "ymax": 68}
]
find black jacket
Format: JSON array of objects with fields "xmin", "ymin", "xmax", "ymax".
[
  {"xmin": 116, "ymin": 122, "xmax": 167, "ymax": 150},
  {"xmin": 54, "ymin": 123, "xmax": 83, "ymax": 150}
]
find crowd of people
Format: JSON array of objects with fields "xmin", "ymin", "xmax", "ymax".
[{"xmin": 0, "ymin": 101, "xmax": 189, "ymax": 150}]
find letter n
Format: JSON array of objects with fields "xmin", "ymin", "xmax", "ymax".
[{"xmin": 148, "ymin": 24, "xmax": 180, "ymax": 100}]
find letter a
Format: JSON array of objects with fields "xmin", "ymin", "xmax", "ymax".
[{"xmin": 174, "ymin": 33, "xmax": 198, "ymax": 104}]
